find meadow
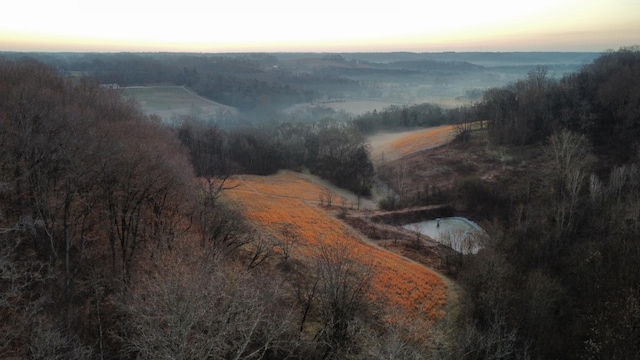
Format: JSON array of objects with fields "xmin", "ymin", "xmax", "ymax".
[
  {"xmin": 367, "ymin": 124, "xmax": 457, "ymax": 163},
  {"xmin": 224, "ymin": 171, "xmax": 448, "ymax": 326},
  {"xmin": 122, "ymin": 85, "xmax": 236, "ymax": 122}
]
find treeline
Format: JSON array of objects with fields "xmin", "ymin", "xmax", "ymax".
[
  {"xmin": 475, "ymin": 46, "xmax": 640, "ymax": 160},
  {"xmin": 176, "ymin": 118, "xmax": 374, "ymax": 195},
  {"xmin": 6, "ymin": 53, "xmax": 365, "ymax": 110},
  {"xmin": 89, "ymin": 54, "xmax": 317, "ymax": 109},
  {"xmin": 378, "ymin": 59, "xmax": 484, "ymax": 73},
  {"xmin": 187, "ymin": 72, "xmax": 314, "ymax": 110},
  {"xmin": 0, "ymin": 59, "xmax": 406, "ymax": 359},
  {"xmin": 353, "ymin": 103, "xmax": 452, "ymax": 133},
  {"xmin": 440, "ymin": 47, "xmax": 640, "ymax": 359}
]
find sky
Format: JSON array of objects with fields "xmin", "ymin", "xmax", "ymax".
[{"xmin": 1, "ymin": 0, "xmax": 639, "ymax": 53}]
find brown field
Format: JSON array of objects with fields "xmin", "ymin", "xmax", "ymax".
[
  {"xmin": 224, "ymin": 171, "xmax": 448, "ymax": 324},
  {"xmin": 367, "ymin": 124, "xmax": 457, "ymax": 164}
]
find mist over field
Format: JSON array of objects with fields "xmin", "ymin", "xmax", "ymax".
[
  {"xmin": 1, "ymin": 47, "xmax": 639, "ymax": 359},
  {"xmin": 1, "ymin": 51, "xmax": 599, "ymax": 125}
]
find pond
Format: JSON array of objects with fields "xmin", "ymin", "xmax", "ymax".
[{"xmin": 403, "ymin": 217, "xmax": 488, "ymax": 254}]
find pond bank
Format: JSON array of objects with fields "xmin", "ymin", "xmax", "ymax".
[{"xmin": 403, "ymin": 217, "xmax": 488, "ymax": 254}]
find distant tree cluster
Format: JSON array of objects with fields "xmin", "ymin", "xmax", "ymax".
[
  {"xmin": 73, "ymin": 53, "xmax": 185, "ymax": 85},
  {"xmin": 176, "ymin": 118, "xmax": 374, "ymax": 195},
  {"xmin": 307, "ymin": 125, "xmax": 375, "ymax": 196},
  {"xmin": 475, "ymin": 46, "xmax": 640, "ymax": 159},
  {"xmin": 189, "ymin": 72, "xmax": 314, "ymax": 110},
  {"xmin": 353, "ymin": 103, "xmax": 450, "ymax": 133}
]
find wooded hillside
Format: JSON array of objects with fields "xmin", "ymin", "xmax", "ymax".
[
  {"xmin": 0, "ymin": 58, "xmax": 432, "ymax": 359},
  {"xmin": 436, "ymin": 47, "xmax": 640, "ymax": 359}
]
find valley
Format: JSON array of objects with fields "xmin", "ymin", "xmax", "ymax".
[
  {"xmin": 122, "ymin": 85, "xmax": 238, "ymax": 123},
  {"xmin": 2, "ymin": 48, "xmax": 639, "ymax": 359}
]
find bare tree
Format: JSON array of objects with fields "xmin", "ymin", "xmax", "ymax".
[
  {"xmin": 207, "ymin": 209, "xmax": 249, "ymax": 255},
  {"xmin": 196, "ymin": 179, "xmax": 249, "ymax": 256},
  {"xmin": 457, "ymin": 253, "xmax": 530, "ymax": 360},
  {"xmin": 275, "ymin": 224, "xmax": 299, "ymax": 269},
  {"xmin": 408, "ymin": 223, "xmax": 424, "ymax": 250},
  {"xmin": 397, "ymin": 163, "xmax": 408, "ymax": 200},
  {"xmin": 320, "ymin": 187, "xmax": 335, "ymax": 207},
  {"xmin": 552, "ymin": 167, "xmax": 586, "ymax": 242},
  {"xmin": 454, "ymin": 107, "xmax": 474, "ymax": 143},
  {"xmin": 361, "ymin": 324, "xmax": 424, "ymax": 360},
  {"xmin": 545, "ymin": 130, "xmax": 592, "ymax": 247},
  {"xmin": 313, "ymin": 240, "xmax": 375, "ymax": 357},
  {"xmin": 244, "ymin": 232, "xmax": 274, "ymax": 270},
  {"xmin": 0, "ymin": 225, "xmax": 49, "ymax": 357},
  {"xmin": 547, "ymin": 129, "xmax": 592, "ymax": 184},
  {"xmin": 97, "ymin": 123, "xmax": 175, "ymax": 283},
  {"xmin": 118, "ymin": 250, "xmax": 296, "ymax": 360}
]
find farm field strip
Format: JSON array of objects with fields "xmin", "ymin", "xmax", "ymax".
[
  {"xmin": 389, "ymin": 124, "xmax": 455, "ymax": 155},
  {"xmin": 224, "ymin": 171, "xmax": 447, "ymax": 322},
  {"xmin": 227, "ymin": 172, "xmax": 349, "ymax": 204},
  {"xmin": 123, "ymin": 85, "xmax": 235, "ymax": 110},
  {"xmin": 368, "ymin": 124, "xmax": 456, "ymax": 163}
]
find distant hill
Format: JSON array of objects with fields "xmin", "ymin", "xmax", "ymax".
[
  {"xmin": 335, "ymin": 51, "xmax": 601, "ymax": 66},
  {"xmin": 0, "ymin": 50, "xmax": 603, "ymax": 118}
]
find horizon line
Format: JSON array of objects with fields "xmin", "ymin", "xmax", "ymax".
[{"xmin": 0, "ymin": 49, "xmax": 612, "ymax": 54}]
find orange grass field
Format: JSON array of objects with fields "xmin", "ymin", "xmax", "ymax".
[
  {"xmin": 389, "ymin": 124, "xmax": 456, "ymax": 156},
  {"xmin": 226, "ymin": 172, "xmax": 344, "ymax": 202},
  {"xmin": 224, "ymin": 171, "xmax": 447, "ymax": 322}
]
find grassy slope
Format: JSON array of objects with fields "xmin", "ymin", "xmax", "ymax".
[
  {"xmin": 122, "ymin": 85, "xmax": 236, "ymax": 121},
  {"xmin": 224, "ymin": 171, "xmax": 448, "ymax": 326},
  {"xmin": 367, "ymin": 124, "xmax": 457, "ymax": 164}
]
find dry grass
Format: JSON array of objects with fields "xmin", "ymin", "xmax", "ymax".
[
  {"xmin": 389, "ymin": 125, "xmax": 456, "ymax": 156},
  {"xmin": 224, "ymin": 171, "xmax": 447, "ymax": 324},
  {"xmin": 368, "ymin": 124, "xmax": 456, "ymax": 163},
  {"xmin": 227, "ymin": 171, "xmax": 344, "ymax": 202}
]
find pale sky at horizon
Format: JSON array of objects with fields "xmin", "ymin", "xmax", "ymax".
[{"xmin": 1, "ymin": 0, "xmax": 638, "ymax": 53}]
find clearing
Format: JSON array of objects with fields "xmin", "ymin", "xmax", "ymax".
[
  {"xmin": 367, "ymin": 124, "xmax": 457, "ymax": 164},
  {"xmin": 122, "ymin": 85, "xmax": 237, "ymax": 123}
]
